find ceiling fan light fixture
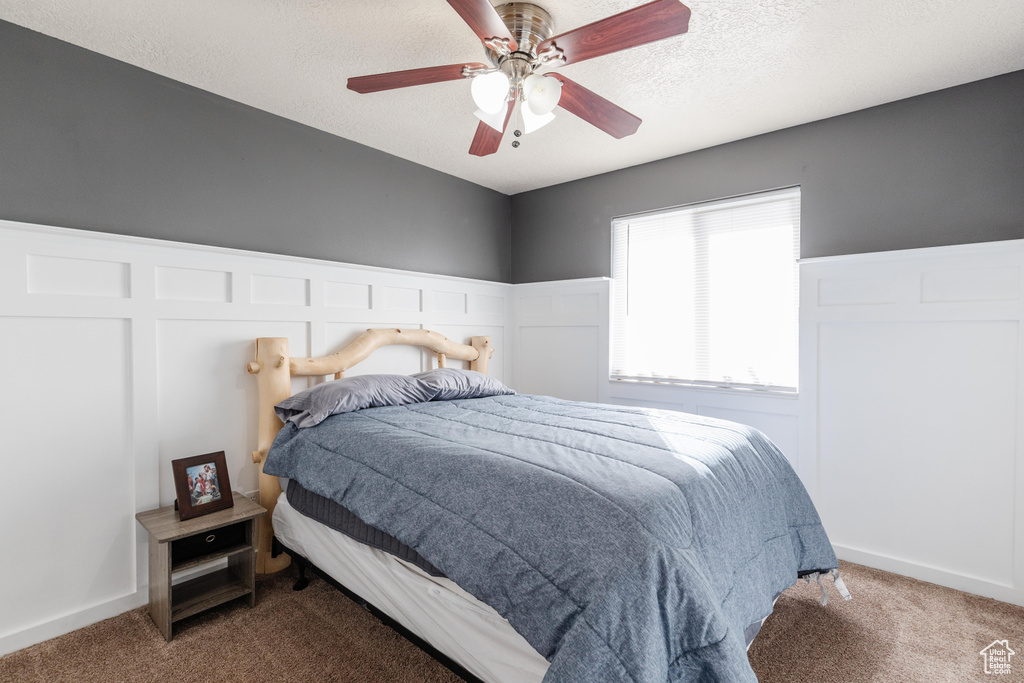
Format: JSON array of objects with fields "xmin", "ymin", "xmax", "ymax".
[
  {"xmin": 349, "ymin": 0, "xmax": 685, "ymax": 156},
  {"xmin": 523, "ymin": 73, "xmax": 561, "ymax": 115},
  {"xmin": 521, "ymin": 103, "xmax": 555, "ymax": 133},
  {"xmin": 474, "ymin": 107, "xmax": 508, "ymax": 133},
  {"xmin": 471, "ymin": 71, "xmax": 511, "ymax": 114}
]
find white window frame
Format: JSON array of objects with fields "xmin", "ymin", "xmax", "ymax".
[{"xmin": 610, "ymin": 187, "xmax": 801, "ymax": 394}]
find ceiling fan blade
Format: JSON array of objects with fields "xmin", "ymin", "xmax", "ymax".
[
  {"xmin": 348, "ymin": 63, "xmax": 487, "ymax": 94},
  {"xmin": 469, "ymin": 100, "xmax": 515, "ymax": 156},
  {"xmin": 537, "ymin": 0, "xmax": 690, "ymax": 68},
  {"xmin": 447, "ymin": 0, "xmax": 519, "ymax": 52},
  {"xmin": 554, "ymin": 75, "xmax": 642, "ymax": 139}
]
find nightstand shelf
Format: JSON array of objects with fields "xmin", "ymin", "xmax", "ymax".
[
  {"xmin": 172, "ymin": 543, "xmax": 251, "ymax": 573},
  {"xmin": 136, "ymin": 494, "xmax": 266, "ymax": 641},
  {"xmin": 172, "ymin": 568, "xmax": 252, "ymax": 622}
]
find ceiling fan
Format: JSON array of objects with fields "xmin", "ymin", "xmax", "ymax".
[{"xmin": 347, "ymin": 0, "xmax": 691, "ymax": 157}]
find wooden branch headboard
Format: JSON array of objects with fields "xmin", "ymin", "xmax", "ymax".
[{"xmin": 245, "ymin": 328, "xmax": 494, "ymax": 573}]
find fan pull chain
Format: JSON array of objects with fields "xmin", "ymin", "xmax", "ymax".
[{"xmin": 511, "ymin": 99, "xmax": 524, "ymax": 148}]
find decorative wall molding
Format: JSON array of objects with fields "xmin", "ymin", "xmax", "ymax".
[
  {"xmin": 0, "ymin": 220, "xmax": 513, "ymax": 656},
  {"xmin": 800, "ymin": 239, "xmax": 1024, "ymax": 607},
  {"xmin": 4, "ymin": 220, "xmax": 1023, "ymax": 656}
]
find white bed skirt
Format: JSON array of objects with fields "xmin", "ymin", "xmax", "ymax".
[{"xmin": 272, "ymin": 492, "xmax": 549, "ymax": 683}]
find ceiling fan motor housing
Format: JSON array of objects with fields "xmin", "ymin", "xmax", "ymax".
[{"xmin": 489, "ymin": 3, "xmax": 555, "ymax": 72}]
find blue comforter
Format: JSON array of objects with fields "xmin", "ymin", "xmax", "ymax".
[{"xmin": 264, "ymin": 395, "xmax": 837, "ymax": 682}]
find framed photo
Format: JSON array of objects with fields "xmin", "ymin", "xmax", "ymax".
[{"xmin": 171, "ymin": 451, "xmax": 234, "ymax": 520}]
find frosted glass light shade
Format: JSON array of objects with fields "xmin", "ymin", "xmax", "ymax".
[
  {"xmin": 474, "ymin": 107, "xmax": 507, "ymax": 133},
  {"xmin": 521, "ymin": 104, "xmax": 555, "ymax": 133},
  {"xmin": 523, "ymin": 74, "xmax": 562, "ymax": 115},
  {"xmin": 471, "ymin": 72, "xmax": 510, "ymax": 114}
]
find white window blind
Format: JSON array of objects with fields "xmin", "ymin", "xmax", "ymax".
[{"xmin": 611, "ymin": 187, "xmax": 800, "ymax": 392}]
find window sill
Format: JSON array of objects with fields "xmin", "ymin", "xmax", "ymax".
[{"xmin": 609, "ymin": 377, "xmax": 799, "ymax": 399}]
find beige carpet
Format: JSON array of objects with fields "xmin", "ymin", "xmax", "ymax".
[
  {"xmin": 3, "ymin": 560, "xmax": 1022, "ymax": 682},
  {"xmin": 749, "ymin": 560, "xmax": 1024, "ymax": 682}
]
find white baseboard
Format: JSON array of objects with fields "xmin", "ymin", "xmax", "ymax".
[
  {"xmin": 0, "ymin": 589, "xmax": 147, "ymax": 657},
  {"xmin": 835, "ymin": 544, "xmax": 1024, "ymax": 608}
]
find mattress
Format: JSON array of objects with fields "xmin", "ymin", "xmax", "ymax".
[
  {"xmin": 272, "ymin": 491, "xmax": 550, "ymax": 683},
  {"xmin": 285, "ymin": 478, "xmax": 443, "ymax": 577},
  {"xmin": 275, "ymin": 479, "xmax": 774, "ymax": 683}
]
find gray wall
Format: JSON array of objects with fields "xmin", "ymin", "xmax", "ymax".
[
  {"xmin": 0, "ymin": 21, "xmax": 511, "ymax": 282},
  {"xmin": 6, "ymin": 17, "xmax": 1022, "ymax": 286},
  {"xmin": 510, "ymin": 70, "xmax": 1024, "ymax": 283}
]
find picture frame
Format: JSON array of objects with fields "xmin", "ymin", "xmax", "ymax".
[{"xmin": 171, "ymin": 451, "xmax": 234, "ymax": 520}]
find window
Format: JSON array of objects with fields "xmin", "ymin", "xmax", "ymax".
[{"xmin": 611, "ymin": 187, "xmax": 800, "ymax": 392}]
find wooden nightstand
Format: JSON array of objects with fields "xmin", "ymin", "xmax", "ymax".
[{"xmin": 136, "ymin": 494, "xmax": 266, "ymax": 641}]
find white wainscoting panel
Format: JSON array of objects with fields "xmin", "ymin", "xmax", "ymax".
[
  {"xmin": 0, "ymin": 316, "xmax": 133, "ymax": 640},
  {"xmin": 469, "ymin": 293, "xmax": 504, "ymax": 317},
  {"xmin": 251, "ymin": 274, "xmax": 309, "ymax": 306},
  {"xmin": 156, "ymin": 320, "xmax": 312, "ymax": 502},
  {"xmin": 519, "ymin": 325, "xmax": 600, "ymax": 402},
  {"xmin": 817, "ymin": 274, "xmax": 897, "ymax": 306},
  {"xmin": 0, "ymin": 220, "xmax": 513, "ymax": 656},
  {"xmin": 562, "ymin": 292, "xmax": 600, "ymax": 314},
  {"xmin": 920, "ymin": 265, "xmax": 1020, "ymax": 303},
  {"xmin": 155, "ymin": 266, "xmax": 232, "ymax": 303},
  {"xmin": 512, "ymin": 279, "xmax": 609, "ymax": 403},
  {"xmin": 801, "ymin": 240, "xmax": 1024, "ymax": 606},
  {"xmin": 27, "ymin": 255, "xmax": 131, "ymax": 298},
  {"xmin": 517, "ymin": 295, "xmax": 554, "ymax": 317},
  {"xmin": 432, "ymin": 291, "xmax": 468, "ymax": 315},
  {"xmin": 324, "ymin": 281, "xmax": 371, "ymax": 310},
  {"xmin": 817, "ymin": 320, "xmax": 1017, "ymax": 585},
  {"xmin": 380, "ymin": 286, "xmax": 421, "ymax": 312}
]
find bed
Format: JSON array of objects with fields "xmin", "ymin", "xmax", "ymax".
[{"xmin": 247, "ymin": 329, "xmax": 843, "ymax": 682}]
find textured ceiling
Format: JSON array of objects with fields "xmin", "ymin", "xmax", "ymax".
[{"xmin": 2, "ymin": 0, "xmax": 1023, "ymax": 195}]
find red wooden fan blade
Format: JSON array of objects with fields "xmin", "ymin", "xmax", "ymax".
[
  {"xmin": 348, "ymin": 63, "xmax": 487, "ymax": 94},
  {"xmin": 447, "ymin": 0, "xmax": 518, "ymax": 52},
  {"xmin": 469, "ymin": 101, "xmax": 515, "ymax": 157},
  {"xmin": 554, "ymin": 75, "xmax": 642, "ymax": 139},
  {"xmin": 537, "ymin": 0, "xmax": 690, "ymax": 68}
]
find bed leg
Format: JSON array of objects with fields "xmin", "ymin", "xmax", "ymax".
[{"xmin": 292, "ymin": 555, "xmax": 311, "ymax": 591}]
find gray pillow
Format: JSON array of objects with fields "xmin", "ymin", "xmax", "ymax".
[
  {"xmin": 275, "ymin": 374, "xmax": 438, "ymax": 428},
  {"xmin": 412, "ymin": 368, "xmax": 515, "ymax": 401}
]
